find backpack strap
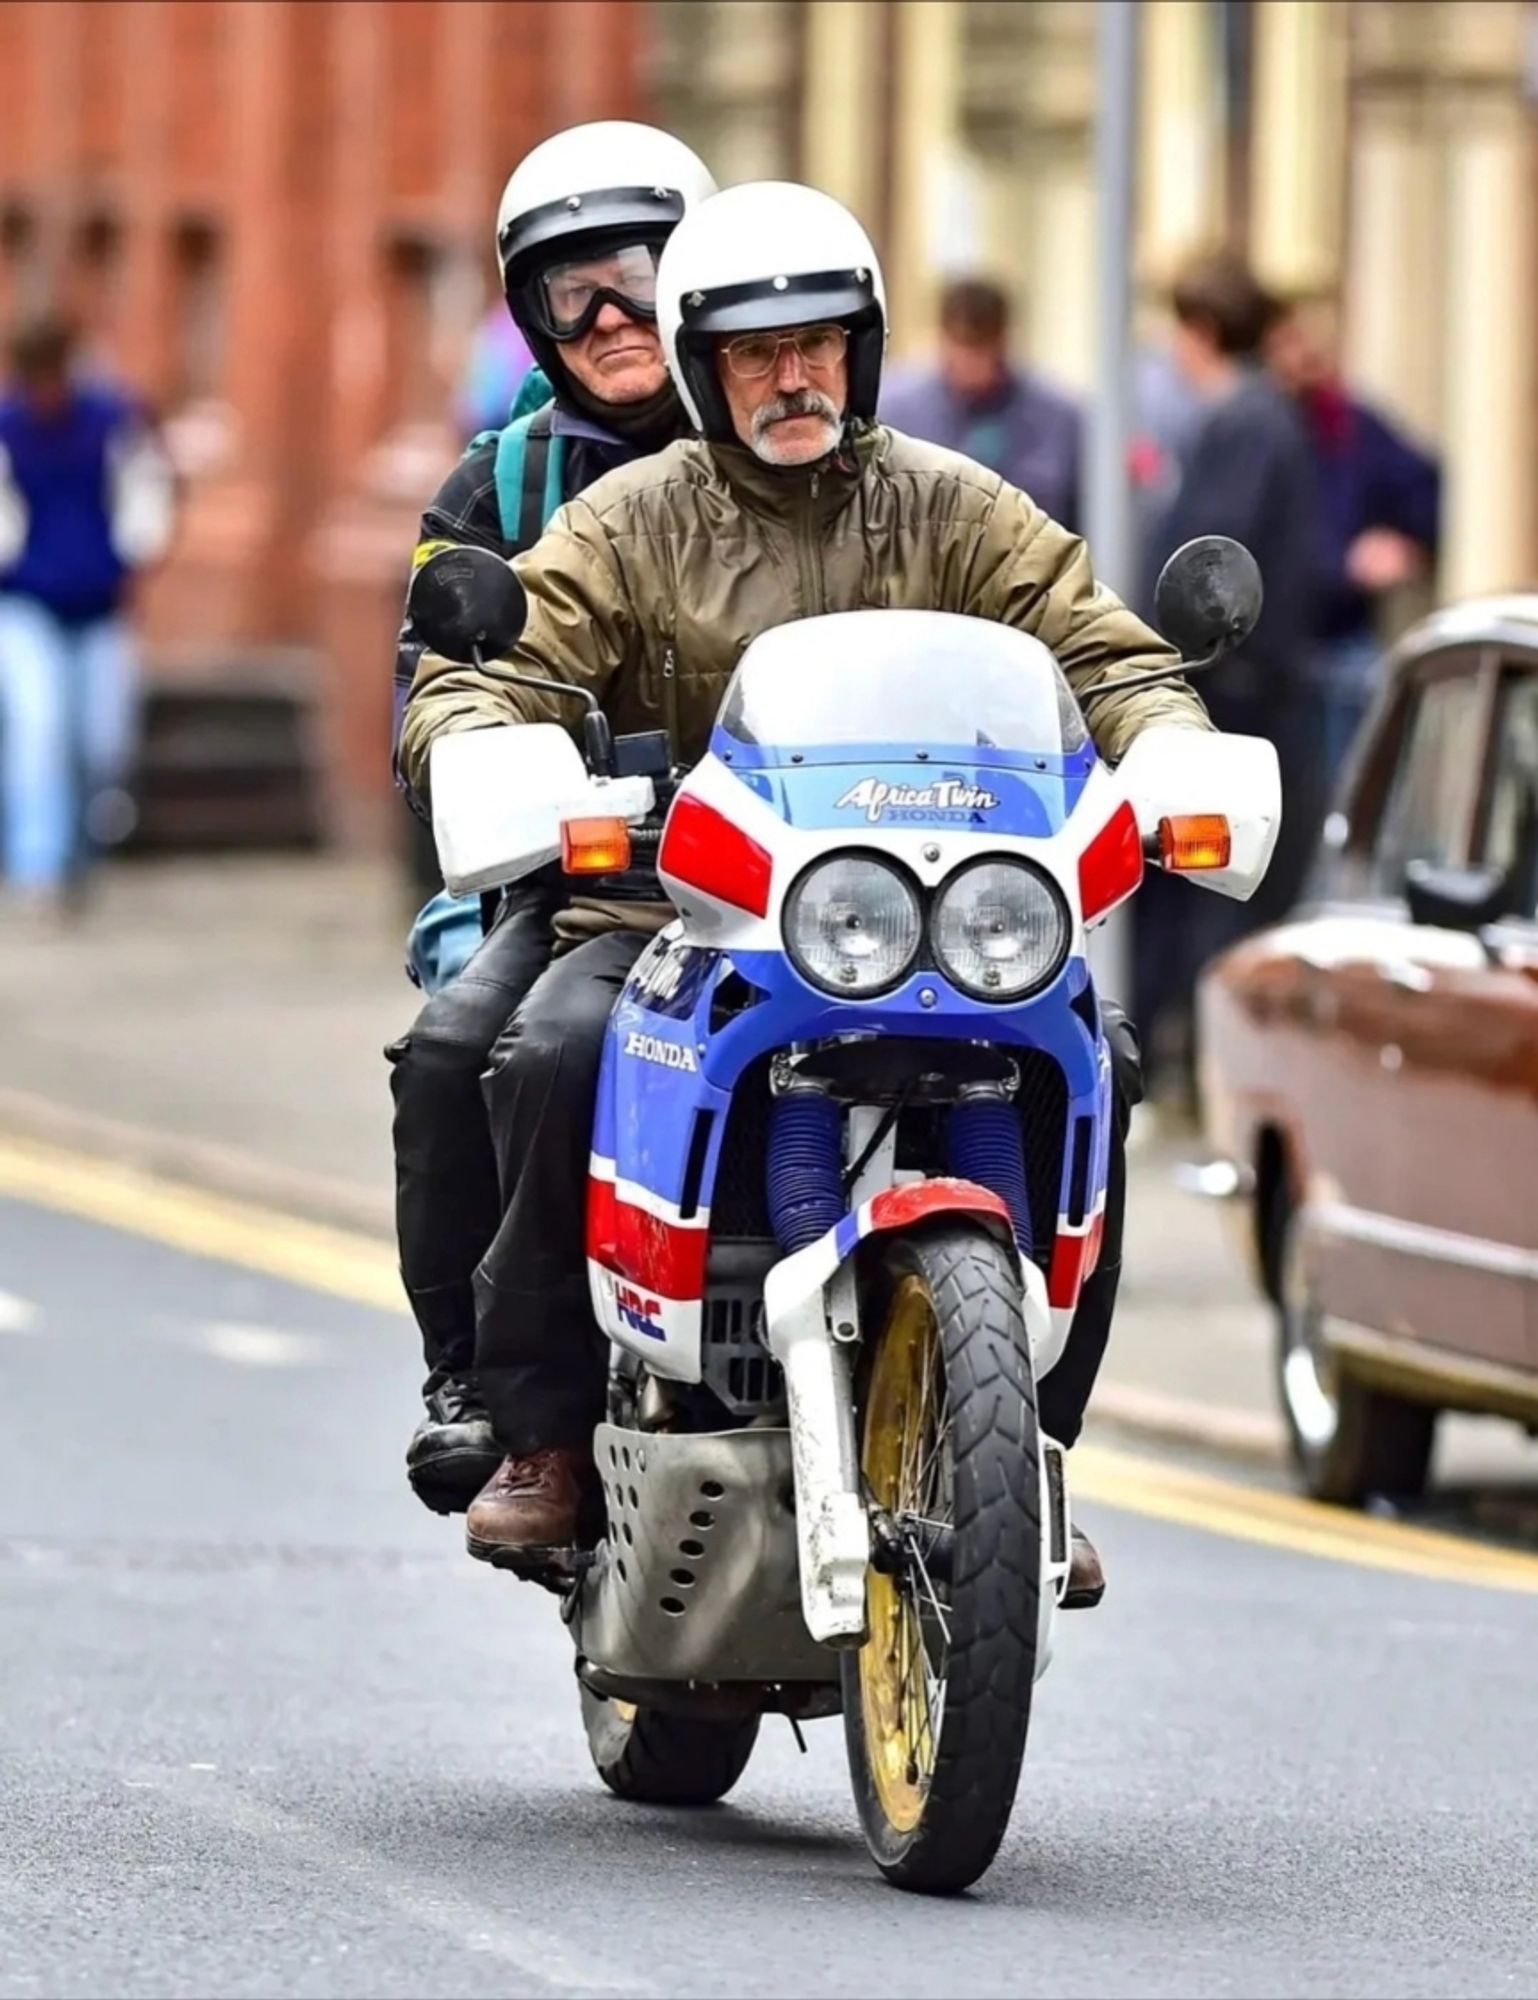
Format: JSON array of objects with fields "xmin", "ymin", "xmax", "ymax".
[{"xmin": 493, "ymin": 403, "xmax": 568, "ymax": 548}]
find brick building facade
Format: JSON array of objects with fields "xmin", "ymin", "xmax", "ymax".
[{"xmin": 0, "ymin": 0, "xmax": 644, "ymax": 849}]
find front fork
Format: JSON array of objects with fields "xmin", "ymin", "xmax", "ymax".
[{"xmin": 763, "ymin": 1227, "xmax": 1072, "ymax": 1659}]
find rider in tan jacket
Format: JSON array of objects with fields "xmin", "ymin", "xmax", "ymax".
[{"xmin": 401, "ymin": 182, "xmax": 1213, "ymax": 1592}]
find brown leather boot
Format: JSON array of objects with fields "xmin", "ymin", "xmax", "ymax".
[
  {"xmin": 1062, "ymin": 1526, "xmax": 1106, "ymax": 1611},
  {"xmin": 465, "ymin": 1448, "xmax": 596, "ymax": 1570}
]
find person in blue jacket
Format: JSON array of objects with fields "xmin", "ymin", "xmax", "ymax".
[
  {"xmin": 387, "ymin": 123, "xmax": 717, "ymax": 1517},
  {"xmin": 0, "ymin": 313, "xmax": 174, "ymax": 910},
  {"xmin": 1266, "ymin": 295, "xmax": 1441, "ymax": 788}
]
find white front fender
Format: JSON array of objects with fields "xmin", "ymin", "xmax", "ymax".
[{"xmin": 762, "ymin": 1181, "xmax": 1054, "ymax": 1649}]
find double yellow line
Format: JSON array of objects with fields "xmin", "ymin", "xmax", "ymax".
[
  {"xmin": 0, "ymin": 1133, "xmax": 401, "ymax": 1313},
  {"xmin": 3, "ymin": 1129, "xmax": 1537, "ymax": 1598},
  {"xmin": 1072, "ymin": 1444, "xmax": 1538, "ymax": 1597}
]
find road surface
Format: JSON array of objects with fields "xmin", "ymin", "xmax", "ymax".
[{"xmin": 2, "ymin": 1138, "xmax": 1536, "ymax": 2000}]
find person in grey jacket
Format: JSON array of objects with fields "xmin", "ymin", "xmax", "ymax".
[
  {"xmin": 880, "ymin": 277, "xmax": 1081, "ymax": 532},
  {"xmin": 1136, "ymin": 250, "xmax": 1317, "ymax": 1103}
]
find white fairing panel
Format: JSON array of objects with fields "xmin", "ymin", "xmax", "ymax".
[
  {"xmin": 429, "ymin": 725, "xmax": 652, "ymax": 895},
  {"xmin": 1115, "ymin": 725, "xmax": 1282, "ymax": 901}
]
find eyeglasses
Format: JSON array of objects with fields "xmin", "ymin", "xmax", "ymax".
[
  {"xmin": 720, "ymin": 324, "xmax": 849, "ymax": 381},
  {"xmin": 533, "ymin": 243, "xmax": 663, "ymax": 339}
]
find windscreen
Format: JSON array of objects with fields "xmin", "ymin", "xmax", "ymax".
[{"xmin": 717, "ymin": 611, "xmax": 1090, "ymax": 762}]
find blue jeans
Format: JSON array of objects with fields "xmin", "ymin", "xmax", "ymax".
[
  {"xmin": 405, "ymin": 886, "xmax": 486, "ymax": 995},
  {"xmin": 0, "ymin": 597, "xmax": 137, "ymax": 889},
  {"xmin": 1310, "ymin": 631, "xmax": 1382, "ymax": 798}
]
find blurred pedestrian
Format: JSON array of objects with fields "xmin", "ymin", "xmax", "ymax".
[
  {"xmin": 1135, "ymin": 252, "xmax": 1317, "ymax": 1108},
  {"xmin": 0, "ymin": 312, "xmax": 174, "ymax": 914},
  {"xmin": 881, "ymin": 276, "xmax": 1081, "ymax": 530},
  {"xmin": 1267, "ymin": 295, "xmax": 1440, "ymax": 791}
]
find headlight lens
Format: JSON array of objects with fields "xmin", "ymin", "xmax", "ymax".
[
  {"xmin": 933, "ymin": 859, "xmax": 1069, "ymax": 1000},
  {"xmin": 785, "ymin": 856, "xmax": 923, "ymax": 995}
]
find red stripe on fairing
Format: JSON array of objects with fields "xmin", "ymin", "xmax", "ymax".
[
  {"xmin": 1047, "ymin": 1210, "xmax": 1106, "ymax": 1309},
  {"xmin": 586, "ymin": 1175, "xmax": 708, "ymax": 1301}
]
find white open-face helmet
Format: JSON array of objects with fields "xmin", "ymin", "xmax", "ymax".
[
  {"xmin": 656, "ymin": 182, "xmax": 888, "ymax": 442},
  {"xmin": 495, "ymin": 122, "xmax": 717, "ymax": 384}
]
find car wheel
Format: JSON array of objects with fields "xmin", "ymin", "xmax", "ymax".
[{"xmin": 1271, "ymin": 1190, "xmax": 1436, "ymax": 1507}]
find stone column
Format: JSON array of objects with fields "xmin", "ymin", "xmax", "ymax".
[
  {"xmin": 801, "ymin": 0, "xmax": 884, "ymax": 228},
  {"xmin": 1137, "ymin": 0, "xmax": 1225, "ymax": 290},
  {"xmin": 1436, "ymin": 5, "xmax": 1536, "ymax": 597},
  {"xmin": 1015, "ymin": 1, "xmax": 1098, "ymax": 394},
  {"xmin": 1343, "ymin": 65, "xmax": 1445, "ymax": 440},
  {"xmin": 1249, "ymin": 0, "xmax": 1348, "ymax": 295},
  {"xmin": 886, "ymin": 0, "xmax": 965, "ymax": 356}
]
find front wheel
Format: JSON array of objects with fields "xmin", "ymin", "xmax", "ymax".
[
  {"xmin": 842, "ymin": 1224, "xmax": 1041, "ymax": 1894},
  {"xmin": 579, "ymin": 1688, "xmax": 759, "ymax": 1806}
]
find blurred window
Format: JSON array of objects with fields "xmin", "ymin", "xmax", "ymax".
[
  {"xmin": 380, "ymin": 234, "xmax": 457, "ymax": 429},
  {"xmin": 72, "ymin": 211, "xmax": 125, "ymax": 337},
  {"xmin": 1480, "ymin": 670, "xmax": 1538, "ymax": 919},
  {"xmin": 0, "ymin": 202, "xmax": 43, "ymax": 317},
  {"xmin": 170, "ymin": 218, "xmax": 227, "ymax": 404},
  {"xmin": 1369, "ymin": 664, "xmax": 1488, "ymax": 896}
]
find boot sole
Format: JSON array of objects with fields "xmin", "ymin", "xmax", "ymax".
[
  {"xmin": 406, "ymin": 1449, "xmax": 503, "ymax": 1519},
  {"xmin": 465, "ymin": 1533, "xmax": 584, "ymax": 1580},
  {"xmin": 1061, "ymin": 1577, "xmax": 1106, "ymax": 1611}
]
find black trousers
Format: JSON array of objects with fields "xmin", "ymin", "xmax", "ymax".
[
  {"xmin": 475, "ymin": 932, "xmax": 1142, "ymax": 1456},
  {"xmin": 477, "ymin": 929, "xmax": 650, "ymax": 1453},
  {"xmin": 386, "ymin": 875, "xmax": 561, "ymax": 1390}
]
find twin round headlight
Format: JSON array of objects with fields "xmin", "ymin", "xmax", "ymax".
[{"xmin": 783, "ymin": 854, "xmax": 1069, "ymax": 1001}]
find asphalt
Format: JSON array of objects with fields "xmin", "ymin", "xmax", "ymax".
[{"xmin": 4, "ymin": 1190, "xmax": 1538, "ymax": 1999}]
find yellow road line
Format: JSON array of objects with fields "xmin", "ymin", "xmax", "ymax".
[
  {"xmin": 2, "ymin": 1128, "xmax": 1536, "ymax": 1596},
  {"xmin": 0, "ymin": 1134, "xmax": 403, "ymax": 1314},
  {"xmin": 1073, "ymin": 1442, "xmax": 1538, "ymax": 1596}
]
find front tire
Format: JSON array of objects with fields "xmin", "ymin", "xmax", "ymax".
[
  {"xmin": 1272, "ymin": 1191, "xmax": 1435, "ymax": 1505},
  {"xmin": 842, "ymin": 1224, "xmax": 1041, "ymax": 1895},
  {"xmin": 579, "ymin": 1688, "xmax": 759, "ymax": 1806}
]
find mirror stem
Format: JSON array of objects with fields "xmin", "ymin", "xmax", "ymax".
[
  {"xmin": 468, "ymin": 644, "xmax": 613, "ymax": 775},
  {"xmin": 1080, "ymin": 646, "xmax": 1224, "ymax": 706}
]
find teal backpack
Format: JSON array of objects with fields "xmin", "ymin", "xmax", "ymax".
[
  {"xmin": 468, "ymin": 365, "xmax": 568, "ymax": 548},
  {"xmin": 407, "ymin": 366, "xmax": 572, "ymax": 996}
]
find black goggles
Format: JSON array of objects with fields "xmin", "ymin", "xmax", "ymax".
[{"xmin": 523, "ymin": 242, "xmax": 664, "ymax": 342}]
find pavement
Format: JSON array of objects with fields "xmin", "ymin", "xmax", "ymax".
[
  {"xmin": 5, "ymin": 1183, "xmax": 1538, "ymax": 1998},
  {"xmin": 0, "ymin": 854, "xmax": 1285, "ymax": 1442}
]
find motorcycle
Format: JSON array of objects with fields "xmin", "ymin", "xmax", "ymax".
[{"xmin": 409, "ymin": 535, "xmax": 1278, "ymax": 1893}]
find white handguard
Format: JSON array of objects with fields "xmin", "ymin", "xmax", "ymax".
[
  {"xmin": 1115, "ymin": 724, "xmax": 1282, "ymax": 901},
  {"xmin": 429, "ymin": 724, "xmax": 654, "ymax": 896}
]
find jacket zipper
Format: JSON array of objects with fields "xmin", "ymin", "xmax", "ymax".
[
  {"xmin": 661, "ymin": 642, "xmax": 680, "ymax": 760},
  {"xmin": 796, "ymin": 470, "xmax": 825, "ymax": 616}
]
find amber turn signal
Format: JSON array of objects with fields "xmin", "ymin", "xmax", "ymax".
[
  {"xmin": 1157, "ymin": 813, "xmax": 1232, "ymax": 872},
  {"xmin": 561, "ymin": 815, "xmax": 632, "ymax": 875}
]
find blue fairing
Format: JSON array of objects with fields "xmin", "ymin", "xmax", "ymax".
[
  {"xmin": 602, "ymin": 937, "xmax": 1108, "ymax": 1252},
  {"xmin": 597, "ymin": 733, "xmax": 1110, "ymax": 1251}
]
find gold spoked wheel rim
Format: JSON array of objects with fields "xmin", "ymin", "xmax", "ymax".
[{"xmin": 857, "ymin": 1275, "xmax": 953, "ymax": 1835}]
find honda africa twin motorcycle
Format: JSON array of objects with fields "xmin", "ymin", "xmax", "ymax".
[{"xmin": 410, "ymin": 536, "xmax": 1278, "ymax": 1894}]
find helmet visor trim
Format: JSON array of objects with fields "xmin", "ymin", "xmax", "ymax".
[
  {"xmin": 498, "ymin": 186, "xmax": 685, "ymax": 282},
  {"xmin": 677, "ymin": 268, "xmax": 878, "ymax": 338}
]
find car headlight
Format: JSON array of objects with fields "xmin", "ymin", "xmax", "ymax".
[
  {"xmin": 784, "ymin": 855, "xmax": 923, "ymax": 995},
  {"xmin": 932, "ymin": 859, "xmax": 1069, "ymax": 1000}
]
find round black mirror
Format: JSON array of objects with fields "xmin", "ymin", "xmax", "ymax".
[
  {"xmin": 407, "ymin": 546, "xmax": 527, "ymax": 665},
  {"xmin": 1154, "ymin": 536, "xmax": 1263, "ymax": 663}
]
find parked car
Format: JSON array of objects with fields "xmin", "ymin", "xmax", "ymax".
[{"xmin": 1198, "ymin": 596, "xmax": 1538, "ymax": 1503}]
